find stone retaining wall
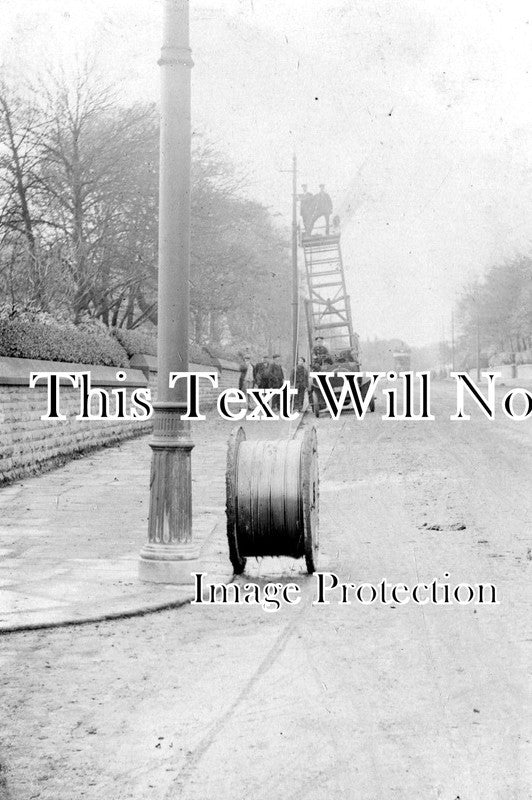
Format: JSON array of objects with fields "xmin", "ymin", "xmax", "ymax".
[
  {"xmin": 466, "ymin": 364, "xmax": 532, "ymax": 384},
  {"xmin": 0, "ymin": 355, "xmax": 241, "ymax": 484}
]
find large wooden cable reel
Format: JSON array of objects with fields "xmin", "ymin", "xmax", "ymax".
[
  {"xmin": 301, "ymin": 425, "xmax": 319, "ymax": 572},
  {"xmin": 225, "ymin": 426, "xmax": 319, "ymax": 574}
]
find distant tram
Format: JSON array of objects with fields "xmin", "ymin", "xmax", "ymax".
[{"xmin": 393, "ymin": 348, "xmax": 411, "ymax": 372}]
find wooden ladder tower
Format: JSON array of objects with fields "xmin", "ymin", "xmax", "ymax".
[{"xmin": 301, "ymin": 230, "xmax": 358, "ymax": 359}]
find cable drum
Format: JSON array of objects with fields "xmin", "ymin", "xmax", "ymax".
[{"xmin": 226, "ymin": 426, "xmax": 319, "ymax": 574}]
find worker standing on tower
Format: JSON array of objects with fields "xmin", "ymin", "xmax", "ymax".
[
  {"xmin": 299, "ymin": 184, "xmax": 315, "ymax": 235},
  {"xmin": 312, "ymin": 184, "xmax": 333, "ymax": 235}
]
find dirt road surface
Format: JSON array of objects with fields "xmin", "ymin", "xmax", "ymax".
[{"xmin": 1, "ymin": 381, "xmax": 530, "ymax": 799}]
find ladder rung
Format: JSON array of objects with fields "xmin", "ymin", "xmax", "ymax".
[
  {"xmin": 305, "ymin": 254, "xmax": 340, "ymax": 262},
  {"xmin": 314, "ymin": 322, "xmax": 352, "ymax": 330},
  {"xmin": 315, "ymin": 334, "xmax": 355, "ymax": 341},
  {"xmin": 312, "ymin": 307, "xmax": 347, "ymax": 315},
  {"xmin": 310, "ymin": 289, "xmax": 344, "ymax": 298},
  {"xmin": 304, "ymin": 251, "xmax": 340, "ymax": 259},
  {"xmin": 301, "ymin": 234, "xmax": 340, "ymax": 243},
  {"xmin": 311, "ymin": 296, "xmax": 346, "ymax": 304},
  {"xmin": 306, "ymin": 258, "xmax": 342, "ymax": 271},
  {"xmin": 302, "ymin": 243, "xmax": 340, "ymax": 252},
  {"xmin": 312, "ymin": 297, "xmax": 347, "ymax": 314},
  {"xmin": 307, "ymin": 270, "xmax": 341, "ymax": 278}
]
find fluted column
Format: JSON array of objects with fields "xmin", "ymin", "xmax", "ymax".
[{"xmin": 139, "ymin": 0, "xmax": 199, "ymax": 583}]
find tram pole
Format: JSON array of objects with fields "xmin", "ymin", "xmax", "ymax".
[
  {"xmin": 451, "ymin": 309, "xmax": 455, "ymax": 373},
  {"xmin": 476, "ymin": 313, "xmax": 481, "ymax": 383},
  {"xmin": 291, "ymin": 153, "xmax": 299, "ymax": 371},
  {"xmin": 139, "ymin": 0, "xmax": 198, "ymax": 583}
]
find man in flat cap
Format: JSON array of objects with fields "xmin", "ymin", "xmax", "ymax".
[
  {"xmin": 239, "ymin": 354, "xmax": 255, "ymax": 392},
  {"xmin": 270, "ymin": 354, "xmax": 284, "ymax": 411},
  {"xmin": 291, "ymin": 355, "xmax": 310, "ymax": 412},
  {"xmin": 312, "ymin": 336, "xmax": 330, "ymax": 368},
  {"xmin": 253, "ymin": 354, "xmax": 271, "ymax": 390}
]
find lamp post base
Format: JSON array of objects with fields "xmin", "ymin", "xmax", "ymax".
[
  {"xmin": 140, "ymin": 402, "xmax": 197, "ymax": 585},
  {"xmin": 138, "ymin": 542, "xmax": 199, "ymax": 584}
]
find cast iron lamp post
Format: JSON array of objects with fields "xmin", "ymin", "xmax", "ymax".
[{"xmin": 139, "ymin": 0, "xmax": 199, "ymax": 583}]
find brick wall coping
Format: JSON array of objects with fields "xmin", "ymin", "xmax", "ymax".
[
  {"xmin": 0, "ymin": 357, "xmax": 148, "ymax": 387},
  {"xmin": 129, "ymin": 352, "xmax": 241, "ymax": 374},
  {"xmin": 0, "ymin": 353, "xmax": 241, "ymax": 388},
  {"xmin": 129, "ymin": 353, "xmax": 157, "ymax": 372},
  {"xmin": 216, "ymin": 358, "xmax": 241, "ymax": 372}
]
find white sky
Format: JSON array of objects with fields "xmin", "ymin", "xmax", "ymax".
[{"xmin": 1, "ymin": 0, "xmax": 531, "ymax": 345}]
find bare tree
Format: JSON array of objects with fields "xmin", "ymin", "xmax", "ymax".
[
  {"xmin": 0, "ymin": 63, "xmax": 291, "ymax": 354},
  {"xmin": 457, "ymin": 257, "xmax": 532, "ymax": 365},
  {"xmin": 0, "ymin": 81, "xmax": 47, "ymax": 307}
]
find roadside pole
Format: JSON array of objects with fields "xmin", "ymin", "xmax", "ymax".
[
  {"xmin": 291, "ymin": 153, "xmax": 299, "ymax": 371},
  {"xmin": 451, "ymin": 310, "xmax": 455, "ymax": 373},
  {"xmin": 476, "ymin": 313, "xmax": 481, "ymax": 383},
  {"xmin": 139, "ymin": 0, "xmax": 198, "ymax": 583}
]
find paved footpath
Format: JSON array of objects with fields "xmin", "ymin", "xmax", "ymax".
[{"xmin": 0, "ymin": 418, "xmax": 295, "ymax": 631}]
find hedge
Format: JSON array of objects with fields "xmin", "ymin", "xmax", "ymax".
[
  {"xmin": 0, "ymin": 315, "xmax": 243, "ymax": 368},
  {"xmin": 111, "ymin": 331, "xmax": 237, "ymax": 366},
  {"xmin": 488, "ymin": 350, "xmax": 532, "ymax": 366},
  {"xmin": 516, "ymin": 350, "xmax": 532, "ymax": 365},
  {"xmin": 489, "ymin": 351, "xmax": 515, "ymax": 366},
  {"xmin": 112, "ymin": 327, "xmax": 157, "ymax": 357},
  {"xmin": 201, "ymin": 343, "xmax": 240, "ymax": 363},
  {"xmin": 111, "ymin": 332, "xmax": 219, "ymax": 365},
  {"xmin": 0, "ymin": 317, "xmax": 129, "ymax": 367}
]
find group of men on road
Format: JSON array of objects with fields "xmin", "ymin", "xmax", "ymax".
[
  {"xmin": 238, "ymin": 336, "xmax": 334, "ymax": 412},
  {"xmin": 238, "ymin": 353, "xmax": 311, "ymax": 412}
]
